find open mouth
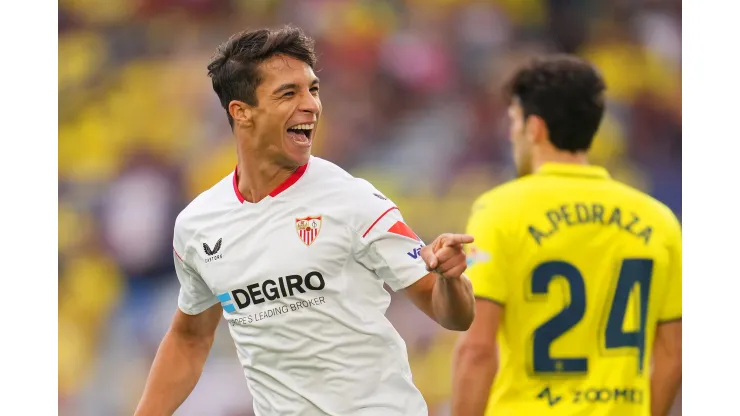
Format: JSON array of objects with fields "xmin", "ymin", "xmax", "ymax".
[{"xmin": 287, "ymin": 123, "xmax": 314, "ymax": 145}]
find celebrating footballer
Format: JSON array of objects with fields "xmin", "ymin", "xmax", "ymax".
[{"xmin": 134, "ymin": 26, "xmax": 476, "ymax": 416}]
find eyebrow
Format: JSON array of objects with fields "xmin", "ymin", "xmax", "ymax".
[{"xmin": 272, "ymin": 78, "xmax": 321, "ymax": 95}]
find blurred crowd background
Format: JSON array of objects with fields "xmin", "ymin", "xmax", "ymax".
[{"xmin": 58, "ymin": 0, "xmax": 681, "ymax": 414}]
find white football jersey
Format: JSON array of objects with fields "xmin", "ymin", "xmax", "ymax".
[{"xmin": 172, "ymin": 156, "xmax": 430, "ymax": 416}]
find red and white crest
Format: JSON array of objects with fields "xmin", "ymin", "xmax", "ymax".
[{"xmin": 295, "ymin": 216, "xmax": 322, "ymax": 246}]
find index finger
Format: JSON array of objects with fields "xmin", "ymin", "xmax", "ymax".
[{"xmin": 441, "ymin": 233, "xmax": 474, "ymax": 247}]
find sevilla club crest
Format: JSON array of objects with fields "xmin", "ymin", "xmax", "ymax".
[{"xmin": 296, "ymin": 216, "xmax": 322, "ymax": 246}]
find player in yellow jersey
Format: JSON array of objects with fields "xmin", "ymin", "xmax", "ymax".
[{"xmin": 451, "ymin": 55, "xmax": 681, "ymax": 416}]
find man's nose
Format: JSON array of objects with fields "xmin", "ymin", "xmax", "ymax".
[{"xmin": 298, "ymin": 91, "xmax": 320, "ymax": 115}]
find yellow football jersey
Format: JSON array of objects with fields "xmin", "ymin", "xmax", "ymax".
[{"xmin": 465, "ymin": 163, "xmax": 681, "ymax": 416}]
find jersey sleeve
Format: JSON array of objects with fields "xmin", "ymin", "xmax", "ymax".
[
  {"xmin": 465, "ymin": 195, "xmax": 510, "ymax": 305},
  {"xmin": 173, "ymin": 222, "xmax": 219, "ymax": 315},
  {"xmin": 350, "ymin": 183, "xmax": 429, "ymax": 292},
  {"xmin": 658, "ymin": 216, "xmax": 682, "ymax": 322}
]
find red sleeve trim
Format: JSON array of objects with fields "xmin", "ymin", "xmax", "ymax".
[
  {"xmin": 362, "ymin": 206, "xmax": 399, "ymax": 238},
  {"xmin": 173, "ymin": 246, "xmax": 184, "ymax": 262}
]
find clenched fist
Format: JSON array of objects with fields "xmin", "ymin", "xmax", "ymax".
[{"xmin": 420, "ymin": 233, "xmax": 475, "ymax": 280}]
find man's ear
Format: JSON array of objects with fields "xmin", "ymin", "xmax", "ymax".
[
  {"xmin": 229, "ymin": 100, "xmax": 252, "ymax": 127},
  {"xmin": 524, "ymin": 114, "xmax": 547, "ymax": 145}
]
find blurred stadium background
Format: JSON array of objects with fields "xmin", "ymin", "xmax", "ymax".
[{"xmin": 58, "ymin": 0, "xmax": 681, "ymax": 415}]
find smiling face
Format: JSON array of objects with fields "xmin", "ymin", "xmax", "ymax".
[{"xmin": 238, "ymin": 55, "xmax": 322, "ymax": 168}]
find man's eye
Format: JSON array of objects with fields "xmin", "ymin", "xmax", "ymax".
[
  {"xmin": 310, "ymin": 87, "xmax": 319, "ymax": 94},
  {"xmin": 282, "ymin": 92, "xmax": 295, "ymax": 98}
]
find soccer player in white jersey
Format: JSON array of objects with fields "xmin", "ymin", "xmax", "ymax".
[{"xmin": 134, "ymin": 26, "xmax": 476, "ymax": 416}]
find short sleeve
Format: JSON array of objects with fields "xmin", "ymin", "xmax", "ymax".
[
  {"xmin": 659, "ymin": 217, "xmax": 682, "ymax": 322},
  {"xmin": 350, "ymin": 187, "xmax": 428, "ymax": 292},
  {"xmin": 465, "ymin": 196, "xmax": 510, "ymax": 305},
  {"xmin": 173, "ymin": 227, "xmax": 219, "ymax": 315}
]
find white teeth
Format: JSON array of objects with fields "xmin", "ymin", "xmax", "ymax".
[{"xmin": 289, "ymin": 124, "xmax": 314, "ymax": 130}]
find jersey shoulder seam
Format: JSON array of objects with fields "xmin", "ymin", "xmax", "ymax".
[{"xmin": 176, "ymin": 180, "xmax": 242, "ymax": 267}]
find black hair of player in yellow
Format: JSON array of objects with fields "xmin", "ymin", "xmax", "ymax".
[{"xmin": 504, "ymin": 55, "xmax": 607, "ymax": 153}]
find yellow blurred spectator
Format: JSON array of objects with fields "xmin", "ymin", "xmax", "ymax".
[
  {"xmin": 60, "ymin": 252, "xmax": 124, "ymax": 334},
  {"xmin": 580, "ymin": 21, "xmax": 679, "ymax": 105},
  {"xmin": 59, "ymin": 251, "xmax": 124, "ymax": 395},
  {"xmin": 185, "ymin": 139, "xmax": 236, "ymax": 199},
  {"xmin": 403, "ymin": 0, "xmax": 548, "ymax": 28},
  {"xmin": 59, "ymin": 108, "xmax": 126, "ymax": 183},
  {"xmin": 59, "ymin": 30, "xmax": 107, "ymax": 91},
  {"xmin": 342, "ymin": 0, "xmax": 398, "ymax": 39},
  {"xmin": 58, "ymin": 204, "xmax": 94, "ymax": 254},
  {"xmin": 59, "ymin": 57, "xmax": 208, "ymax": 182},
  {"xmin": 492, "ymin": 0, "xmax": 546, "ymax": 27},
  {"xmin": 60, "ymin": 0, "xmax": 139, "ymax": 25},
  {"xmin": 59, "ymin": 314, "xmax": 96, "ymax": 396}
]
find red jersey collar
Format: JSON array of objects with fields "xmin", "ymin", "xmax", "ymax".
[{"xmin": 232, "ymin": 162, "xmax": 309, "ymax": 203}]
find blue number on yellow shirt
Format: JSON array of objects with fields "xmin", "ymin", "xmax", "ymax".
[
  {"xmin": 605, "ymin": 259, "xmax": 653, "ymax": 374},
  {"xmin": 531, "ymin": 261, "xmax": 588, "ymax": 374},
  {"xmin": 531, "ymin": 259, "xmax": 653, "ymax": 376}
]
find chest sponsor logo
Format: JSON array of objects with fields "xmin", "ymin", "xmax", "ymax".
[
  {"xmin": 296, "ymin": 215, "xmax": 322, "ymax": 246},
  {"xmin": 217, "ymin": 271, "xmax": 326, "ymax": 313}
]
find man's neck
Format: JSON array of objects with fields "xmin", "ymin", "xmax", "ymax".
[
  {"xmin": 236, "ymin": 152, "xmax": 297, "ymax": 204},
  {"xmin": 533, "ymin": 149, "xmax": 589, "ymax": 172}
]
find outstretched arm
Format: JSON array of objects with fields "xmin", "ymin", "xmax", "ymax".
[{"xmin": 404, "ymin": 233, "xmax": 476, "ymax": 331}]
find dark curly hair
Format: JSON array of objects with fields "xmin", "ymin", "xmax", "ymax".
[
  {"xmin": 504, "ymin": 55, "xmax": 606, "ymax": 152},
  {"xmin": 207, "ymin": 25, "xmax": 317, "ymax": 128}
]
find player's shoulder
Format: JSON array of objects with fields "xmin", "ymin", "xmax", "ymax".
[
  {"xmin": 305, "ymin": 157, "xmax": 403, "ymax": 234},
  {"xmin": 174, "ymin": 171, "xmax": 240, "ymax": 245},
  {"xmin": 608, "ymin": 180, "xmax": 681, "ymax": 231},
  {"xmin": 305, "ymin": 156, "xmax": 393, "ymax": 205},
  {"xmin": 474, "ymin": 177, "xmax": 530, "ymax": 206},
  {"xmin": 302, "ymin": 156, "xmax": 355, "ymax": 185},
  {"xmin": 469, "ymin": 176, "xmax": 536, "ymax": 220}
]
